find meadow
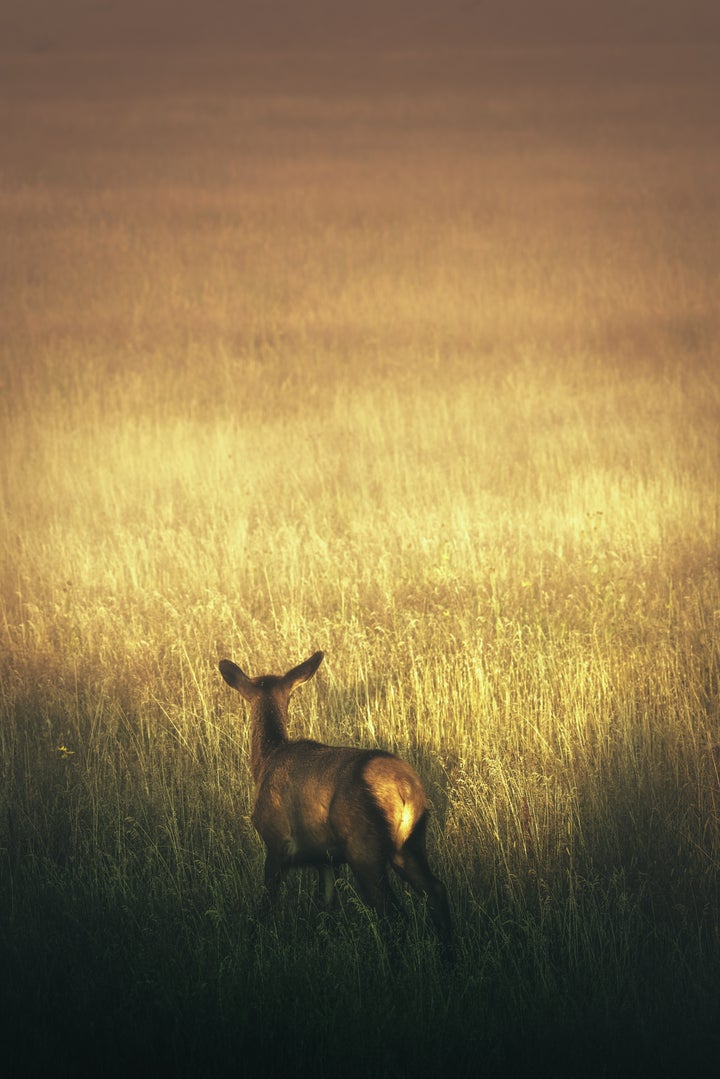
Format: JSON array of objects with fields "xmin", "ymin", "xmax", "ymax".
[{"xmin": 1, "ymin": 41, "xmax": 719, "ymax": 1076}]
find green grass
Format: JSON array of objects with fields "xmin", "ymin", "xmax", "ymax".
[{"xmin": 1, "ymin": 41, "xmax": 719, "ymax": 1077}]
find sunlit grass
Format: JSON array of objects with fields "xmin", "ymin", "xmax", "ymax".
[{"xmin": 1, "ymin": 42, "xmax": 719, "ymax": 1076}]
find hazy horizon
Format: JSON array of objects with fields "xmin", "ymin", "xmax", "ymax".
[{"xmin": 3, "ymin": 0, "xmax": 720, "ymax": 57}]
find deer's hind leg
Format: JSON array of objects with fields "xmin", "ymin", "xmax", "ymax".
[
  {"xmin": 345, "ymin": 830, "xmax": 400, "ymax": 918},
  {"xmin": 317, "ymin": 863, "xmax": 337, "ymax": 908},
  {"xmin": 263, "ymin": 849, "xmax": 285, "ymax": 905},
  {"xmin": 391, "ymin": 820, "xmax": 453, "ymax": 957}
]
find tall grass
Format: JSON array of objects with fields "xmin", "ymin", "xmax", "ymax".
[{"xmin": 1, "ymin": 43, "xmax": 719, "ymax": 1076}]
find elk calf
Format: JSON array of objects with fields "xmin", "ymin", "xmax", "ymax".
[{"xmin": 218, "ymin": 651, "xmax": 453, "ymax": 955}]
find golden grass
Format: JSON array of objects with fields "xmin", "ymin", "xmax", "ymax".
[{"xmin": 1, "ymin": 41, "xmax": 719, "ymax": 1074}]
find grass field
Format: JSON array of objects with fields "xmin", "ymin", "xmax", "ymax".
[{"xmin": 1, "ymin": 40, "xmax": 719, "ymax": 1077}]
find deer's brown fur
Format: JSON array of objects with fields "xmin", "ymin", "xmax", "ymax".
[{"xmin": 218, "ymin": 651, "xmax": 452, "ymax": 954}]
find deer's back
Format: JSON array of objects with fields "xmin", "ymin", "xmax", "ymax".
[{"xmin": 252, "ymin": 740, "xmax": 428, "ymax": 865}]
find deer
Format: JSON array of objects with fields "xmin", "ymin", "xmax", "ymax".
[{"xmin": 218, "ymin": 650, "xmax": 453, "ymax": 957}]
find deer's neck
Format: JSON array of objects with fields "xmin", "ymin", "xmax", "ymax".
[{"xmin": 250, "ymin": 701, "xmax": 288, "ymax": 783}]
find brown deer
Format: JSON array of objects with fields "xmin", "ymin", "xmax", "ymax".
[{"xmin": 218, "ymin": 650, "xmax": 453, "ymax": 955}]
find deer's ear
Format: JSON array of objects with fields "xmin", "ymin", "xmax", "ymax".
[
  {"xmin": 284, "ymin": 651, "xmax": 324, "ymax": 693},
  {"xmin": 219, "ymin": 659, "xmax": 260, "ymax": 701}
]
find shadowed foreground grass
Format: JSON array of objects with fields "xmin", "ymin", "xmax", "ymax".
[{"xmin": 2, "ymin": 593, "xmax": 719, "ymax": 1076}]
